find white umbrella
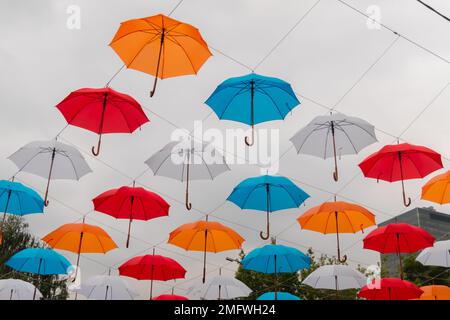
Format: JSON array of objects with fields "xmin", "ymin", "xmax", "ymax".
[
  {"xmin": 0, "ymin": 279, "xmax": 42, "ymax": 300},
  {"xmin": 145, "ymin": 140, "xmax": 229, "ymax": 210},
  {"xmin": 75, "ymin": 275, "xmax": 139, "ymax": 300},
  {"xmin": 416, "ymin": 240, "xmax": 450, "ymax": 267},
  {"xmin": 290, "ymin": 113, "xmax": 377, "ymax": 181},
  {"xmin": 187, "ymin": 274, "xmax": 251, "ymax": 300},
  {"xmin": 8, "ymin": 139, "xmax": 92, "ymax": 206},
  {"xmin": 302, "ymin": 265, "xmax": 367, "ymax": 292}
]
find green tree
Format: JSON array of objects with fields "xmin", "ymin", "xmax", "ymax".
[
  {"xmin": 403, "ymin": 253, "xmax": 450, "ymax": 287},
  {"xmin": 0, "ymin": 215, "xmax": 69, "ymax": 300}
]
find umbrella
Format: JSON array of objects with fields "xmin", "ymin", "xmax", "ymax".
[
  {"xmin": 416, "ymin": 239, "xmax": 450, "ymax": 267},
  {"xmin": 418, "ymin": 285, "xmax": 450, "ymax": 300},
  {"xmin": 205, "ymin": 73, "xmax": 300, "ymax": 146},
  {"xmin": 75, "ymin": 275, "xmax": 139, "ymax": 300},
  {"xmin": 363, "ymin": 223, "xmax": 435, "ymax": 279},
  {"xmin": 421, "ymin": 170, "xmax": 450, "ymax": 204},
  {"xmin": 145, "ymin": 140, "xmax": 229, "ymax": 210},
  {"xmin": 5, "ymin": 248, "xmax": 71, "ymax": 299},
  {"xmin": 302, "ymin": 265, "xmax": 367, "ymax": 298},
  {"xmin": 168, "ymin": 216, "xmax": 244, "ymax": 283},
  {"xmin": 8, "ymin": 139, "xmax": 92, "ymax": 206},
  {"xmin": 0, "ymin": 179, "xmax": 44, "ymax": 244},
  {"xmin": 257, "ymin": 292, "xmax": 301, "ymax": 300},
  {"xmin": 227, "ymin": 175, "xmax": 309, "ymax": 240},
  {"xmin": 290, "ymin": 113, "xmax": 377, "ymax": 181},
  {"xmin": 110, "ymin": 14, "xmax": 211, "ymax": 97},
  {"xmin": 0, "ymin": 279, "xmax": 42, "ymax": 300},
  {"xmin": 359, "ymin": 143, "xmax": 443, "ymax": 207},
  {"xmin": 118, "ymin": 249, "xmax": 186, "ymax": 299},
  {"xmin": 242, "ymin": 244, "xmax": 310, "ymax": 301},
  {"xmin": 187, "ymin": 270, "xmax": 251, "ymax": 300},
  {"xmin": 358, "ymin": 278, "xmax": 423, "ymax": 300},
  {"xmin": 93, "ymin": 182, "xmax": 170, "ymax": 248},
  {"xmin": 42, "ymin": 220, "xmax": 117, "ymax": 279},
  {"xmin": 297, "ymin": 200, "xmax": 375, "ymax": 263},
  {"xmin": 153, "ymin": 294, "xmax": 188, "ymax": 300},
  {"xmin": 56, "ymin": 87, "xmax": 149, "ymax": 156}
]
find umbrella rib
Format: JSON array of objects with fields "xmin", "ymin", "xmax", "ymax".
[
  {"xmin": 338, "ymin": 121, "xmax": 377, "ymax": 140},
  {"xmin": 217, "ymin": 83, "xmax": 251, "ymax": 119},
  {"xmin": 124, "ymin": 34, "xmax": 161, "ymax": 69},
  {"xmin": 201, "ymin": 155, "xmax": 215, "ymax": 180},
  {"xmin": 150, "ymin": 152, "xmax": 175, "ymax": 177},
  {"xmin": 323, "ymin": 126, "xmax": 331, "ymax": 159},
  {"xmin": 334, "ymin": 126, "xmax": 358, "ymax": 154},
  {"xmin": 292, "ymin": 125, "xmax": 328, "ymax": 155},
  {"xmin": 254, "ymin": 87, "xmax": 285, "ymax": 119},
  {"xmin": 165, "ymin": 37, "xmax": 197, "ymax": 74}
]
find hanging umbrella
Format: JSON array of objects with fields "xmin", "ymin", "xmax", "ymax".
[
  {"xmin": 358, "ymin": 278, "xmax": 423, "ymax": 300},
  {"xmin": 0, "ymin": 179, "xmax": 44, "ymax": 244},
  {"xmin": 110, "ymin": 14, "xmax": 211, "ymax": 97},
  {"xmin": 119, "ymin": 249, "xmax": 186, "ymax": 299},
  {"xmin": 418, "ymin": 285, "xmax": 450, "ymax": 300},
  {"xmin": 56, "ymin": 87, "xmax": 149, "ymax": 156},
  {"xmin": 302, "ymin": 265, "xmax": 367, "ymax": 297},
  {"xmin": 5, "ymin": 248, "xmax": 71, "ymax": 300},
  {"xmin": 297, "ymin": 200, "xmax": 375, "ymax": 263},
  {"xmin": 290, "ymin": 113, "xmax": 377, "ymax": 181},
  {"xmin": 8, "ymin": 139, "xmax": 92, "ymax": 206},
  {"xmin": 168, "ymin": 216, "xmax": 244, "ymax": 283},
  {"xmin": 242, "ymin": 243, "xmax": 310, "ymax": 301},
  {"xmin": 227, "ymin": 175, "xmax": 309, "ymax": 240},
  {"xmin": 205, "ymin": 73, "xmax": 300, "ymax": 146},
  {"xmin": 75, "ymin": 275, "xmax": 139, "ymax": 300},
  {"xmin": 363, "ymin": 223, "xmax": 435, "ymax": 279},
  {"xmin": 145, "ymin": 140, "xmax": 229, "ymax": 210},
  {"xmin": 359, "ymin": 143, "xmax": 443, "ymax": 207},
  {"xmin": 42, "ymin": 220, "xmax": 117, "ymax": 280},
  {"xmin": 153, "ymin": 294, "xmax": 188, "ymax": 300},
  {"xmin": 93, "ymin": 183, "xmax": 169, "ymax": 248},
  {"xmin": 0, "ymin": 279, "xmax": 42, "ymax": 300},
  {"xmin": 416, "ymin": 240, "xmax": 450, "ymax": 267},
  {"xmin": 187, "ymin": 270, "xmax": 251, "ymax": 300},
  {"xmin": 257, "ymin": 292, "xmax": 301, "ymax": 300},
  {"xmin": 421, "ymin": 170, "xmax": 450, "ymax": 204}
]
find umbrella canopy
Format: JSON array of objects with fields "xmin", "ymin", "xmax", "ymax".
[
  {"xmin": 110, "ymin": 14, "xmax": 211, "ymax": 97},
  {"xmin": 358, "ymin": 278, "xmax": 423, "ymax": 300},
  {"xmin": 290, "ymin": 113, "xmax": 377, "ymax": 181},
  {"xmin": 359, "ymin": 143, "xmax": 443, "ymax": 207},
  {"xmin": 76, "ymin": 275, "xmax": 139, "ymax": 300},
  {"xmin": 363, "ymin": 223, "xmax": 435, "ymax": 279},
  {"xmin": 145, "ymin": 140, "xmax": 229, "ymax": 210},
  {"xmin": 8, "ymin": 139, "xmax": 92, "ymax": 206},
  {"xmin": 421, "ymin": 170, "xmax": 450, "ymax": 204},
  {"xmin": 168, "ymin": 217, "xmax": 244, "ymax": 283},
  {"xmin": 56, "ymin": 87, "xmax": 149, "ymax": 156},
  {"xmin": 0, "ymin": 279, "xmax": 42, "ymax": 300},
  {"xmin": 205, "ymin": 73, "xmax": 300, "ymax": 146},
  {"xmin": 153, "ymin": 294, "xmax": 188, "ymax": 300},
  {"xmin": 416, "ymin": 240, "xmax": 450, "ymax": 267},
  {"xmin": 297, "ymin": 200, "xmax": 375, "ymax": 263},
  {"xmin": 418, "ymin": 285, "xmax": 450, "ymax": 300},
  {"xmin": 93, "ymin": 184, "xmax": 170, "ymax": 247},
  {"xmin": 302, "ymin": 265, "xmax": 367, "ymax": 291},
  {"xmin": 187, "ymin": 273, "xmax": 252, "ymax": 300},
  {"xmin": 119, "ymin": 252, "xmax": 186, "ymax": 299},
  {"xmin": 228, "ymin": 175, "xmax": 309, "ymax": 240},
  {"xmin": 257, "ymin": 292, "xmax": 301, "ymax": 300}
]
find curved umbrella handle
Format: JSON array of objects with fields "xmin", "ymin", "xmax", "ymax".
[
  {"xmin": 338, "ymin": 254, "xmax": 347, "ymax": 263},
  {"xmin": 403, "ymin": 194, "xmax": 412, "ymax": 207},
  {"xmin": 245, "ymin": 126, "xmax": 255, "ymax": 146},
  {"xmin": 333, "ymin": 169, "xmax": 339, "ymax": 182},
  {"xmin": 91, "ymin": 134, "xmax": 102, "ymax": 156},
  {"xmin": 150, "ymin": 77, "xmax": 158, "ymax": 97},
  {"xmin": 186, "ymin": 200, "xmax": 192, "ymax": 211},
  {"xmin": 259, "ymin": 214, "xmax": 270, "ymax": 240}
]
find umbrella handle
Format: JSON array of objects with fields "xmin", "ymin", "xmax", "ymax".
[
  {"xmin": 150, "ymin": 77, "xmax": 158, "ymax": 97},
  {"xmin": 403, "ymin": 193, "xmax": 411, "ymax": 207},
  {"xmin": 186, "ymin": 201, "xmax": 192, "ymax": 211},
  {"xmin": 91, "ymin": 135, "xmax": 102, "ymax": 156},
  {"xmin": 245, "ymin": 126, "xmax": 255, "ymax": 146},
  {"xmin": 333, "ymin": 169, "xmax": 339, "ymax": 182},
  {"xmin": 260, "ymin": 221, "xmax": 270, "ymax": 240},
  {"xmin": 338, "ymin": 254, "xmax": 347, "ymax": 263}
]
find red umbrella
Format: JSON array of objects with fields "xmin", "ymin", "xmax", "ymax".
[
  {"xmin": 93, "ymin": 183, "xmax": 169, "ymax": 248},
  {"xmin": 152, "ymin": 294, "xmax": 188, "ymax": 300},
  {"xmin": 359, "ymin": 143, "xmax": 442, "ymax": 207},
  {"xmin": 56, "ymin": 87, "xmax": 149, "ymax": 156},
  {"xmin": 363, "ymin": 223, "xmax": 435, "ymax": 279},
  {"xmin": 358, "ymin": 278, "xmax": 423, "ymax": 300},
  {"xmin": 119, "ymin": 250, "xmax": 186, "ymax": 299}
]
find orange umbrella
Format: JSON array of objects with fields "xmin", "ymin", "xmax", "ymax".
[
  {"xmin": 168, "ymin": 216, "xmax": 244, "ymax": 283},
  {"xmin": 418, "ymin": 285, "xmax": 450, "ymax": 300},
  {"xmin": 110, "ymin": 14, "xmax": 212, "ymax": 97},
  {"xmin": 297, "ymin": 200, "xmax": 375, "ymax": 263},
  {"xmin": 421, "ymin": 170, "xmax": 450, "ymax": 204},
  {"xmin": 42, "ymin": 219, "xmax": 117, "ymax": 277}
]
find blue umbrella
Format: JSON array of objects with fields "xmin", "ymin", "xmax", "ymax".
[
  {"xmin": 227, "ymin": 175, "xmax": 309, "ymax": 239},
  {"xmin": 6, "ymin": 248, "xmax": 71, "ymax": 300},
  {"xmin": 205, "ymin": 73, "xmax": 300, "ymax": 146},
  {"xmin": 257, "ymin": 292, "xmax": 301, "ymax": 300}
]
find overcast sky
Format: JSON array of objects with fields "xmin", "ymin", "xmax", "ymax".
[{"xmin": 1, "ymin": 0, "xmax": 449, "ymax": 299}]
